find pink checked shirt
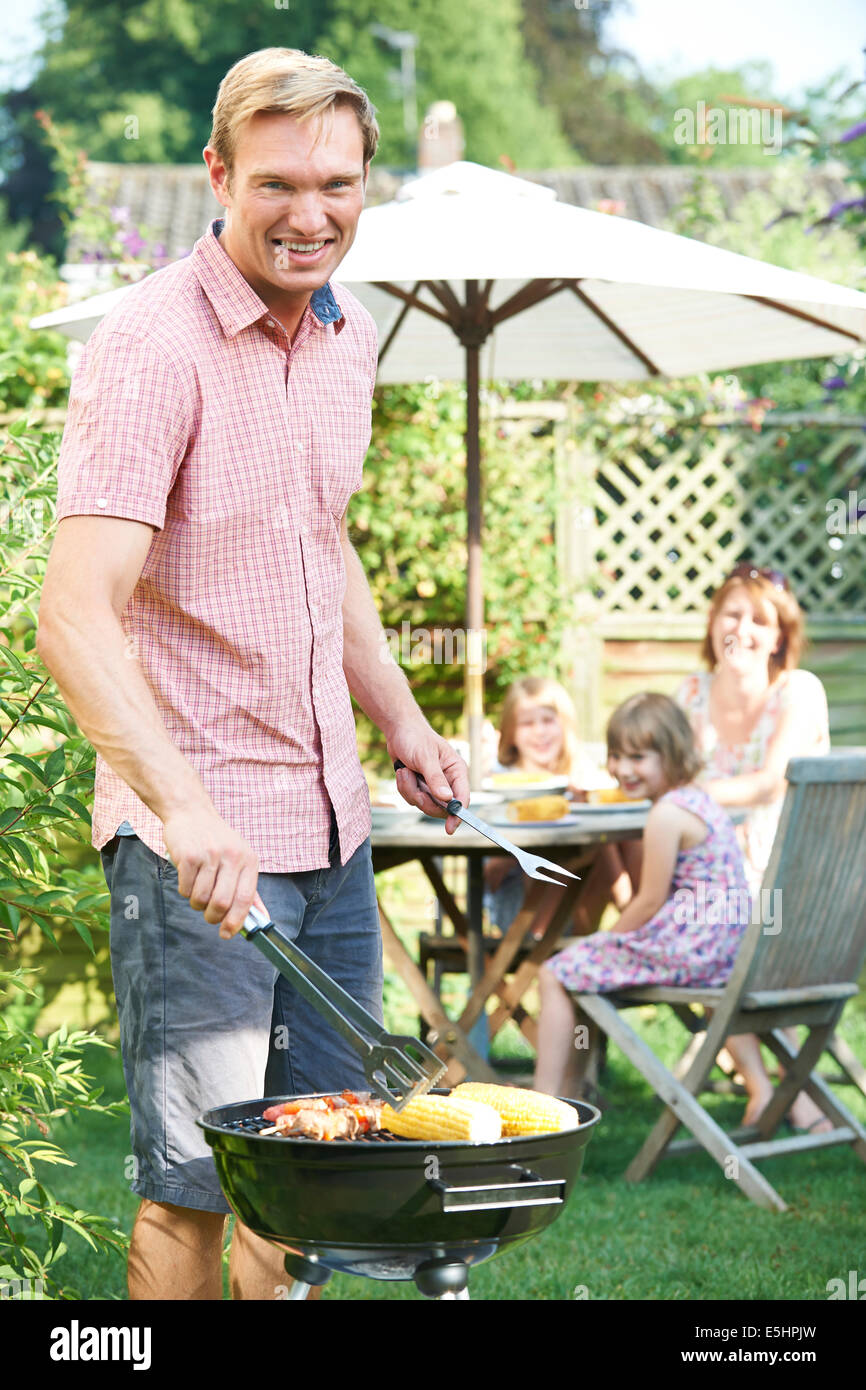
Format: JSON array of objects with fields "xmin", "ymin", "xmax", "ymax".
[{"xmin": 55, "ymin": 218, "xmax": 377, "ymax": 872}]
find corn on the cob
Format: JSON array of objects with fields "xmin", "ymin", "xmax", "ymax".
[
  {"xmin": 452, "ymin": 1083, "xmax": 579, "ymax": 1135},
  {"xmin": 587, "ymin": 786, "xmax": 629, "ymax": 804},
  {"xmin": 381, "ymin": 1095, "xmax": 502, "ymax": 1142},
  {"xmin": 507, "ymin": 795, "xmax": 571, "ymax": 823}
]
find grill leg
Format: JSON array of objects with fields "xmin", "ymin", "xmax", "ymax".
[
  {"xmin": 414, "ymin": 1258, "xmax": 469, "ymax": 1298},
  {"xmin": 283, "ymin": 1252, "xmax": 332, "ymax": 1291}
]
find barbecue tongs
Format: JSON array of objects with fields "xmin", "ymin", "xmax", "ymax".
[{"xmin": 241, "ymin": 905, "xmax": 445, "ymax": 1112}]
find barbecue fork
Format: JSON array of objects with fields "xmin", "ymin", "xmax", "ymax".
[{"xmin": 393, "ymin": 761, "xmax": 580, "ymax": 888}]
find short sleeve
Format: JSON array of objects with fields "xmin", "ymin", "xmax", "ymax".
[
  {"xmin": 55, "ymin": 328, "xmax": 192, "ymax": 532},
  {"xmin": 779, "ymin": 669, "xmax": 831, "ymax": 751}
]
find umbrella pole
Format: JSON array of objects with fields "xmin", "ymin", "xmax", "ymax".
[
  {"xmin": 464, "ymin": 314, "xmax": 487, "ymax": 1010},
  {"xmin": 465, "ymin": 313, "xmax": 484, "ymax": 793}
]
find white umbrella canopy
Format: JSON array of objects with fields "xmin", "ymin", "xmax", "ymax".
[
  {"xmin": 31, "ymin": 159, "xmax": 866, "ymax": 780},
  {"xmin": 340, "ymin": 161, "xmax": 866, "ymax": 382}
]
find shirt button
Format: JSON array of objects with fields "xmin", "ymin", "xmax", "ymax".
[{"xmin": 96, "ymin": 497, "xmax": 108, "ymax": 508}]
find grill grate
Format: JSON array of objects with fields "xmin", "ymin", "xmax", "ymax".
[{"xmin": 221, "ymin": 1115, "xmax": 405, "ymax": 1143}]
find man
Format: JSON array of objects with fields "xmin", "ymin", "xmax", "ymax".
[{"xmin": 36, "ymin": 47, "xmax": 468, "ymax": 1300}]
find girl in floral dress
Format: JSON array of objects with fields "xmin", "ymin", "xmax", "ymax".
[{"xmin": 534, "ymin": 692, "xmax": 750, "ymax": 1098}]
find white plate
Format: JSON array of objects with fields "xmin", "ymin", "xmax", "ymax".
[
  {"xmin": 482, "ymin": 776, "xmax": 569, "ymax": 801},
  {"xmin": 374, "ymin": 783, "xmax": 505, "ymax": 809},
  {"xmin": 369, "ymin": 805, "xmax": 424, "ymax": 829},
  {"xmin": 484, "ymin": 801, "xmax": 651, "ymax": 827}
]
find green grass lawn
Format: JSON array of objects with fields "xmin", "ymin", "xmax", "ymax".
[{"xmin": 43, "ymin": 998, "xmax": 866, "ymax": 1301}]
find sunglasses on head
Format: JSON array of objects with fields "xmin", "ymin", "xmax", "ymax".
[{"xmin": 727, "ymin": 563, "xmax": 789, "ymax": 592}]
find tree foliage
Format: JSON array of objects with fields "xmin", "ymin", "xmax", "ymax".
[
  {"xmin": 0, "ymin": 419, "xmax": 133, "ymax": 1296},
  {"xmin": 521, "ymin": 0, "xmax": 670, "ymax": 165}
]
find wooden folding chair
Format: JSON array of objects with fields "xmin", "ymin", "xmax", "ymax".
[{"xmin": 573, "ymin": 753, "xmax": 866, "ymax": 1211}]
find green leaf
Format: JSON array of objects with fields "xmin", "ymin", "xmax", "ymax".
[
  {"xmin": 43, "ymin": 746, "xmax": 66, "ymax": 782},
  {"xmin": 72, "ymin": 918, "xmax": 94, "ymax": 953},
  {"xmin": 32, "ymin": 890, "xmax": 67, "ymax": 907},
  {"xmin": 53, "ymin": 794, "xmax": 92, "ymax": 822},
  {"xmin": 1, "ymin": 836, "xmax": 34, "ymax": 871},
  {"xmin": 17, "ymin": 715, "xmax": 72, "ymax": 736},
  {"xmin": 74, "ymin": 892, "xmax": 108, "ymax": 910},
  {"xmin": 0, "ymin": 645, "xmax": 32, "ymax": 683},
  {"xmin": 3, "ymin": 753, "xmax": 48, "ymax": 784},
  {"xmin": 27, "ymin": 915, "xmax": 58, "ymax": 947}
]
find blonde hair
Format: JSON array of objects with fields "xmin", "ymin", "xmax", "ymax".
[
  {"xmin": 209, "ymin": 48, "xmax": 380, "ymax": 189},
  {"xmin": 497, "ymin": 677, "xmax": 579, "ymax": 777},
  {"xmin": 606, "ymin": 692, "xmax": 702, "ymax": 788},
  {"xmin": 701, "ymin": 571, "xmax": 804, "ymax": 680}
]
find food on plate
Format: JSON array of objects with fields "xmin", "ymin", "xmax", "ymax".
[
  {"xmin": 261, "ymin": 1091, "xmax": 384, "ymax": 1140},
  {"xmin": 489, "ymin": 771, "xmax": 554, "ymax": 786},
  {"xmin": 506, "ymin": 794, "xmax": 571, "ymax": 823},
  {"xmin": 381, "ymin": 1094, "xmax": 502, "ymax": 1142},
  {"xmin": 586, "ymin": 786, "xmax": 631, "ymax": 804},
  {"xmin": 452, "ymin": 1083, "xmax": 579, "ymax": 1134}
]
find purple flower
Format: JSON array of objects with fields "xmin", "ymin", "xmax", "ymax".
[
  {"xmin": 839, "ymin": 120, "xmax": 866, "ymax": 144},
  {"xmin": 822, "ymin": 376, "xmax": 847, "ymax": 391},
  {"xmin": 826, "ymin": 196, "xmax": 866, "ymax": 219},
  {"xmin": 110, "ymin": 205, "xmax": 131, "ymax": 225},
  {"xmin": 119, "ymin": 228, "xmax": 147, "ymax": 257},
  {"xmin": 793, "ymin": 460, "xmax": 809, "ymax": 474},
  {"xmin": 152, "ymin": 242, "xmax": 167, "ymax": 260}
]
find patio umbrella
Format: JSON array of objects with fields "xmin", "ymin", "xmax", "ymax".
[{"xmin": 32, "ymin": 160, "xmax": 866, "ymax": 782}]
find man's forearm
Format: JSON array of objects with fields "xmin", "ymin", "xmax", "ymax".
[
  {"xmin": 37, "ymin": 605, "xmax": 214, "ymax": 824},
  {"xmin": 341, "ymin": 534, "xmax": 428, "ymax": 740}
]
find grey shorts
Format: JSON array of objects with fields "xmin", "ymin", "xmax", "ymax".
[{"xmin": 100, "ymin": 812, "xmax": 383, "ymax": 1213}]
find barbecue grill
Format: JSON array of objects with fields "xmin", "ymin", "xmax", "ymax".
[{"xmin": 199, "ymin": 1090, "xmax": 600, "ymax": 1299}]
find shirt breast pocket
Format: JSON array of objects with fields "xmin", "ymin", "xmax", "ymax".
[{"xmin": 317, "ymin": 379, "xmax": 371, "ymax": 520}]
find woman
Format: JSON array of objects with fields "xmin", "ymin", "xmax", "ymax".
[
  {"xmin": 675, "ymin": 564, "xmax": 829, "ymax": 897},
  {"xmin": 675, "ymin": 564, "xmax": 830, "ymax": 1132}
]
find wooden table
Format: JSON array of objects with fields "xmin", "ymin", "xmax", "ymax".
[{"xmin": 371, "ymin": 808, "xmax": 651, "ymax": 1084}]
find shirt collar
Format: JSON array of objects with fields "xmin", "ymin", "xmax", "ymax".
[{"xmin": 191, "ymin": 218, "xmax": 346, "ymax": 337}]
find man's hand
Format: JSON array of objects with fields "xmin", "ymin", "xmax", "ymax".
[
  {"xmin": 389, "ymin": 725, "xmax": 470, "ymax": 835},
  {"xmin": 162, "ymin": 806, "xmax": 269, "ymax": 939}
]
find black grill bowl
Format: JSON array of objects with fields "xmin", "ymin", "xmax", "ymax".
[{"xmin": 198, "ymin": 1091, "xmax": 600, "ymax": 1282}]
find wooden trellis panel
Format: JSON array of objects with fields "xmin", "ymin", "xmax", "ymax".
[
  {"xmin": 554, "ymin": 417, "xmax": 866, "ymax": 743},
  {"xmin": 590, "ymin": 426, "xmax": 866, "ymax": 620}
]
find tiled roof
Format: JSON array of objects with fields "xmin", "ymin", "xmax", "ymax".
[
  {"xmin": 71, "ymin": 162, "xmax": 404, "ymax": 261},
  {"xmin": 71, "ymin": 159, "xmax": 851, "ymax": 262},
  {"xmin": 525, "ymin": 163, "xmax": 851, "ymax": 229}
]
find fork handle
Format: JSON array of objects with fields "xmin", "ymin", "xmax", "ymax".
[{"xmin": 393, "ymin": 759, "xmax": 462, "ymax": 816}]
